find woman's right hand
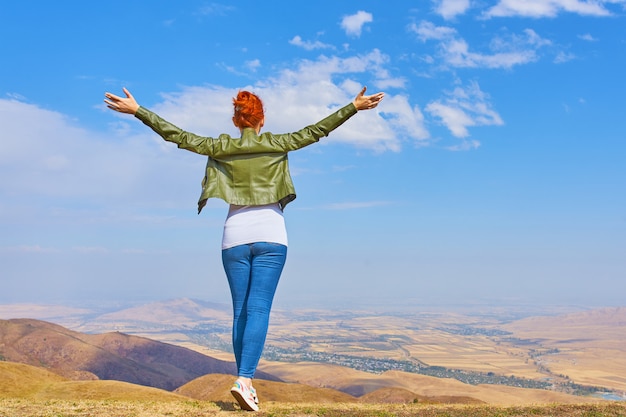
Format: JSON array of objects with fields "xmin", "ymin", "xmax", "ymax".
[{"xmin": 104, "ymin": 87, "xmax": 140, "ymax": 115}]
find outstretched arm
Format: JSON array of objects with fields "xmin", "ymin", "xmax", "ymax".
[
  {"xmin": 352, "ymin": 86, "xmax": 385, "ymax": 111},
  {"xmin": 272, "ymin": 87, "xmax": 385, "ymax": 151},
  {"xmin": 104, "ymin": 87, "xmax": 140, "ymax": 115},
  {"xmin": 105, "ymin": 88, "xmax": 218, "ymax": 155}
]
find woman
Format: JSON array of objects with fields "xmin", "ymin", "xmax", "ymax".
[{"xmin": 104, "ymin": 86, "xmax": 384, "ymax": 411}]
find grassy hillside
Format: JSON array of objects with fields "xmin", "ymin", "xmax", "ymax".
[
  {"xmin": 0, "ymin": 361, "xmax": 187, "ymax": 402},
  {"xmin": 0, "ymin": 361, "xmax": 67, "ymax": 398},
  {"xmin": 0, "ymin": 318, "xmax": 277, "ymax": 390},
  {"xmin": 2, "ymin": 361, "xmax": 625, "ymax": 416},
  {"xmin": 176, "ymin": 373, "xmax": 358, "ymax": 404}
]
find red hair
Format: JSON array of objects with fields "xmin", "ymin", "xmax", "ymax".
[{"xmin": 232, "ymin": 91, "xmax": 264, "ymax": 129}]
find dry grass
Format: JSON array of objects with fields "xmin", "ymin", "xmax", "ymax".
[
  {"xmin": 1, "ymin": 398, "xmax": 625, "ymax": 417},
  {"xmin": 2, "ymin": 359, "xmax": 625, "ymax": 416}
]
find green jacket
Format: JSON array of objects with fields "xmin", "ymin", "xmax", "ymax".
[{"xmin": 135, "ymin": 102, "xmax": 358, "ymax": 213}]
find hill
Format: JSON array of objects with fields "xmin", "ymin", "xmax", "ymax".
[
  {"xmin": 176, "ymin": 373, "xmax": 358, "ymax": 404},
  {"xmin": 0, "ymin": 318, "xmax": 278, "ymax": 391},
  {"xmin": 0, "ymin": 361, "xmax": 186, "ymax": 401},
  {"xmin": 74, "ymin": 298, "xmax": 232, "ymax": 333}
]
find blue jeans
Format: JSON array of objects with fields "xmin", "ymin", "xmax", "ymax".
[{"xmin": 222, "ymin": 242, "xmax": 287, "ymax": 378}]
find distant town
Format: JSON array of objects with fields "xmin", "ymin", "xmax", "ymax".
[{"xmin": 186, "ymin": 326, "xmax": 604, "ymax": 397}]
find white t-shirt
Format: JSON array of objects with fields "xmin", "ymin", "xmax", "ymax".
[{"xmin": 221, "ymin": 203, "xmax": 288, "ymax": 250}]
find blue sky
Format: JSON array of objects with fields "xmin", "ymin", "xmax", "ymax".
[{"xmin": 1, "ymin": 1, "xmax": 625, "ymax": 311}]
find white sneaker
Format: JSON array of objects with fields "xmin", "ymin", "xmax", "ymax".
[
  {"xmin": 250, "ymin": 385, "xmax": 259, "ymax": 404},
  {"xmin": 230, "ymin": 379, "xmax": 259, "ymax": 412}
]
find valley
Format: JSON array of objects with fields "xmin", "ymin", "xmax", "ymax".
[{"xmin": 1, "ymin": 298, "xmax": 624, "ymax": 404}]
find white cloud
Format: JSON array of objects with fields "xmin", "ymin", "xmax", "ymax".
[
  {"xmin": 433, "ymin": 0, "xmax": 471, "ymax": 20},
  {"xmin": 410, "ymin": 21, "xmax": 457, "ymax": 42},
  {"xmin": 196, "ymin": 4, "xmax": 235, "ymax": 16},
  {"xmin": 340, "ymin": 11, "xmax": 373, "ymax": 37},
  {"xmin": 378, "ymin": 95, "xmax": 430, "ymax": 147},
  {"xmin": 289, "ymin": 35, "xmax": 334, "ymax": 51},
  {"xmin": 578, "ymin": 33, "xmax": 598, "ymax": 41},
  {"xmin": 410, "ymin": 21, "xmax": 548, "ymax": 69},
  {"xmin": 72, "ymin": 246, "xmax": 110, "ymax": 254},
  {"xmin": 554, "ymin": 51, "xmax": 577, "ymax": 63},
  {"xmin": 0, "ymin": 245, "xmax": 60, "ymax": 254},
  {"xmin": 444, "ymin": 38, "xmax": 538, "ymax": 68},
  {"xmin": 0, "ymin": 97, "xmax": 205, "ymax": 218},
  {"xmin": 245, "ymin": 59, "xmax": 261, "ymax": 72},
  {"xmin": 426, "ymin": 81, "xmax": 503, "ymax": 138},
  {"xmin": 485, "ymin": 0, "xmax": 620, "ymax": 18},
  {"xmin": 447, "ymin": 139, "xmax": 481, "ymax": 151},
  {"xmin": 517, "ymin": 29, "xmax": 553, "ymax": 48},
  {"xmin": 375, "ymin": 77, "xmax": 407, "ymax": 90},
  {"xmin": 426, "ymin": 100, "xmax": 475, "ymax": 137},
  {"xmin": 155, "ymin": 52, "xmax": 417, "ymax": 152}
]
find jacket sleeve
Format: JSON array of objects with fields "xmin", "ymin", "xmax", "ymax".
[
  {"xmin": 134, "ymin": 106, "xmax": 216, "ymax": 155},
  {"xmin": 269, "ymin": 102, "xmax": 358, "ymax": 151}
]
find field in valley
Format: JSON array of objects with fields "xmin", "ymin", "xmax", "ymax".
[{"xmin": 232, "ymin": 306, "xmax": 626, "ymax": 397}]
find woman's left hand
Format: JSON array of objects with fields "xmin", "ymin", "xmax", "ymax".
[
  {"xmin": 104, "ymin": 87, "xmax": 140, "ymax": 115},
  {"xmin": 353, "ymin": 87, "xmax": 385, "ymax": 111}
]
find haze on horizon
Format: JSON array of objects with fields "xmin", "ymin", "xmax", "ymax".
[{"xmin": 1, "ymin": 1, "xmax": 624, "ymax": 312}]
